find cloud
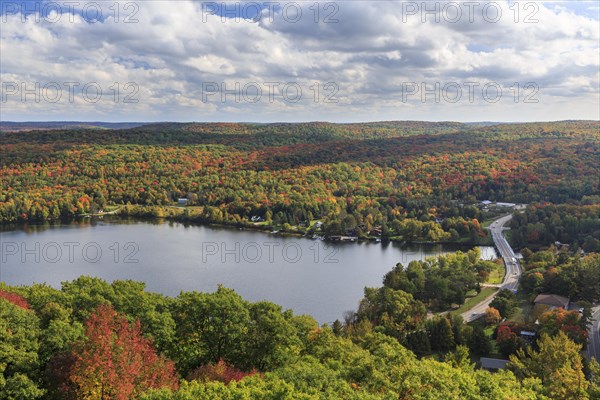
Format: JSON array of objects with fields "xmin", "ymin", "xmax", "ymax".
[{"xmin": 0, "ymin": 0, "xmax": 598, "ymax": 122}]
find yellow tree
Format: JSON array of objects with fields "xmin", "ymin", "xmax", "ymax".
[
  {"xmin": 485, "ymin": 307, "xmax": 501, "ymax": 325},
  {"xmin": 509, "ymin": 331, "xmax": 588, "ymax": 400}
]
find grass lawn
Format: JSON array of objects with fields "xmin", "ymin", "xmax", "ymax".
[
  {"xmin": 485, "ymin": 262, "xmax": 505, "ymax": 285},
  {"xmin": 482, "ymin": 219, "xmax": 495, "ymax": 228},
  {"xmin": 450, "ymin": 287, "xmax": 498, "ymax": 317},
  {"xmin": 468, "ymin": 319, "xmax": 502, "ymax": 358},
  {"xmin": 507, "ymin": 293, "xmax": 534, "ymax": 324},
  {"xmin": 251, "ymin": 221, "xmax": 271, "ymax": 226}
]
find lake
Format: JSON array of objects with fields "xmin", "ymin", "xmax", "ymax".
[{"xmin": 0, "ymin": 219, "xmax": 496, "ymax": 323}]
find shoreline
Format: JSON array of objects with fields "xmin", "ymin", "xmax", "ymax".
[{"xmin": 0, "ymin": 211, "xmax": 494, "ymax": 248}]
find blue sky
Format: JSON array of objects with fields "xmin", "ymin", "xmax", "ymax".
[{"xmin": 1, "ymin": 1, "xmax": 599, "ymax": 122}]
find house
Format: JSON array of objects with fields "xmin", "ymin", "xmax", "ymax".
[
  {"xmin": 480, "ymin": 357, "xmax": 509, "ymax": 371},
  {"xmin": 534, "ymin": 294, "xmax": 570, "ymax": 309},
  {"xmin": 328, "ymin": 235, "xmax": 358, "ymax": 242},
  {"xmin": 554, "ymin": 241, "xmax": 569, "ymax": 251},
  {"xmin": 520, "ymin": 330, "xmax": 536, "ymax": 337},
  {"xmin": 495, "ymin": 202, "xmax": 516, "ymax": 208},
  {"xmin": 314, "ymin": 221, "xmax": 323, "ymax": 229},
  {"xmin": 519, "ymin": 330, "xmax": 536, "ymax": 344},
  {"xmin": 250, "ymin": 215, "xmax": 262, "ymax": 222},
  {"xmin": 370, "ymin": 226, "xmax": 382, "ymax": 236},
  {"xmin": 177, "ymin": 198, "xmax": 189, "ymax": 205},
  {"xmin": 481, "ymin": 200, "xmax": 493, "ymax": 206}
]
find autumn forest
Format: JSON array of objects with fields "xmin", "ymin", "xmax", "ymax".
[
  {"xmin": 1, "ymin": 121, "xmax": 598, "ymax": 243},
  {"xmin": 1, "ymin": 120, "xmax": 600, "ymax": 399}
]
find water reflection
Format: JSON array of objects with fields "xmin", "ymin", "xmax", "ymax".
[{"xmin": 0, "ymin": 218, "xmax": 496, "ymax": 323}]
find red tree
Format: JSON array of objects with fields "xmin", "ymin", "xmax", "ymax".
[
  {"xmin": 496, "ymin": 324, "xmax": 517, "ymax": 342},
  {"xmin": 0, "ymin": 289, "xmax": 30, "ymax": 309},
  {"xmin": 496, "ymin": 324, "xmax": 520, "ymax": 357},
  {"xmin": 67, "ymin": 304, "xmax": 178, "ymax": 399}
]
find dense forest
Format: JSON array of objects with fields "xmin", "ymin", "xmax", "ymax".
[
  {"xmin": 509, "ymin": 204, "xmax": 600, "ymax": 251},
  {"xmin": 377, "ymin": 248, "xmax": 494, "ymax": 311},
  {"xmin": 2, "ymin": 257, "xmax": 599, "ymax": 399},
  {"xmin": 1, "ymin": 121, "xmax": 598, "ymax": 244},
  {"xmin": 518, "ymin": 248, "xmax": 600, "ymax": 303},
  {"xmin": 2, "ymin": 121, "xmax": 600, "ymax": 398}
]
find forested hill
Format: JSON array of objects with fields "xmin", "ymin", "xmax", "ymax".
[
  {"xmin": 0, "ymin": 120, "xmax": 470, "ymax": 148},
  {"xmin": 0, "ymin": 121, "xmax": 146, "ymax": 132},
  {"xmin": 2, "ymin": 120, "xmax": 598, "ymax": 145},
  {"xmin": 1, "ymin": 121, "xmax": 598, "ymax": 243},
  {"xmin": 2, "ymin": 121, "xmax": 597, "ymax": 156}
]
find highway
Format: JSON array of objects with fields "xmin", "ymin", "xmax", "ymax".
[
  {"xmin": 588, "ymin": 306, "xmax": 600, "ymax": 363},
  {"xmin": 457, "ymin": 213, "xmax": 600, "ymax": 364},
  {"xmin": 461, "ymin": 214, "xmax": 521, "ymax": 322}
]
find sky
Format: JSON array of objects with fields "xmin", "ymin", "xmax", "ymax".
[{"xmin": 1, "ymin": 0, "xmax": 599, "ymax": 122}]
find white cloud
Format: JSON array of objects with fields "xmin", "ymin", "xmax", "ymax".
[{"xmin": 0, "ymin": 0, "xmax": 598, "ymax": 122}]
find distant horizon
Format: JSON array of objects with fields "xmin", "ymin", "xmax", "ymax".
[{"xmin": 2, "ymin": 119, "xmax": 599, "ymax": 125}]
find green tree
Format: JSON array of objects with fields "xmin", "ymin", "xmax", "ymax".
[
  {"xmin": 60, "ymin": 276, "xmax": 116, "ymax": 321},
  {"xmin": 588, "ymin": 358, "xmax": 600, "ymax": 399},
  {"xmin": 444, "ymin": 345, "xmax": 474, "ymax": 371},
  {"xmin": 37, "ymin": 302, "xmax": 84, "ymax": 365},
  {"xmin": 0, "ymin": 298, "xmax": 45, "ymax": 399},
  {"xmin": 489, "ymin": 289, "xmax": 517, "ymax": 318},
  {"xmin": 406, "ymin": 329, "xmax": 431, "ymax": 356},
  {"xmin": 244, "ymin": 302, "xmax": 299, "ymax": 371},
  {"xmin": 171, "ymin": 286, "xmax": 250, "ymax": 374},
  {"xmin": 468, "ymin": 326, "xmax": 491, "ymax": 356},
  {"xmin": 426, "ymin": 317, "xmax": 455, "ymax": 352},
  {"xmin": 356, "ymin": 287, "xmax": 426, "ymax": 341}
]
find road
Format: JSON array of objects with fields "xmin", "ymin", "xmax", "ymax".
[
  {"xmin": 456, "ymin": 213, "xmax": 600, "ymax": 363},
  {"xmin": 461, "ymin": 214, "xmax": 522, "ymax": 322},
  {"xmin": 588, "ymin": 306, "xmax": 600, "ymax": 363}
]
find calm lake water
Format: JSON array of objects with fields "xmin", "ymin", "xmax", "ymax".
[{"xmin": 0, "ymin": 219, "xmax": 496, "ymax": 323}]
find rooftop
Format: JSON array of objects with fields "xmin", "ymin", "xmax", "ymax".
[
  {"xmin": 480, "ymin": 358, "xmax": 509, "ymax": 370},
  {"xmin": 534, "ymin": 293, "xmax": 570, "ymax": 308}
]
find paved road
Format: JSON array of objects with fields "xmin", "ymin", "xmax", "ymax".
[
  {"xmin": 588, "ymin": 306, "xmax": 600, "ymax": 363},
  {"xmin": 461, "ymin": 214, "xmax": 521, "ymax": 322},
  {"xmin": 456, "ymin": 213, "xmax": 600, "ymax": 363}
]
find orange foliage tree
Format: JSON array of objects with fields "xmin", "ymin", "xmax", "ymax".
[
  {"xmin": 187, "ymin": 360, "xmax": 260, "ymax": 384},
  {"xmin": 538, "ymin": 308, "xmax": 588, "ymax": 345},
  {"xmin": 66, "ymin": 304, "xmax": 178, "ymax": 399},
  {"xmin": 485, "ymin": 307, "xmax": 501, "ymax": 325}
]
